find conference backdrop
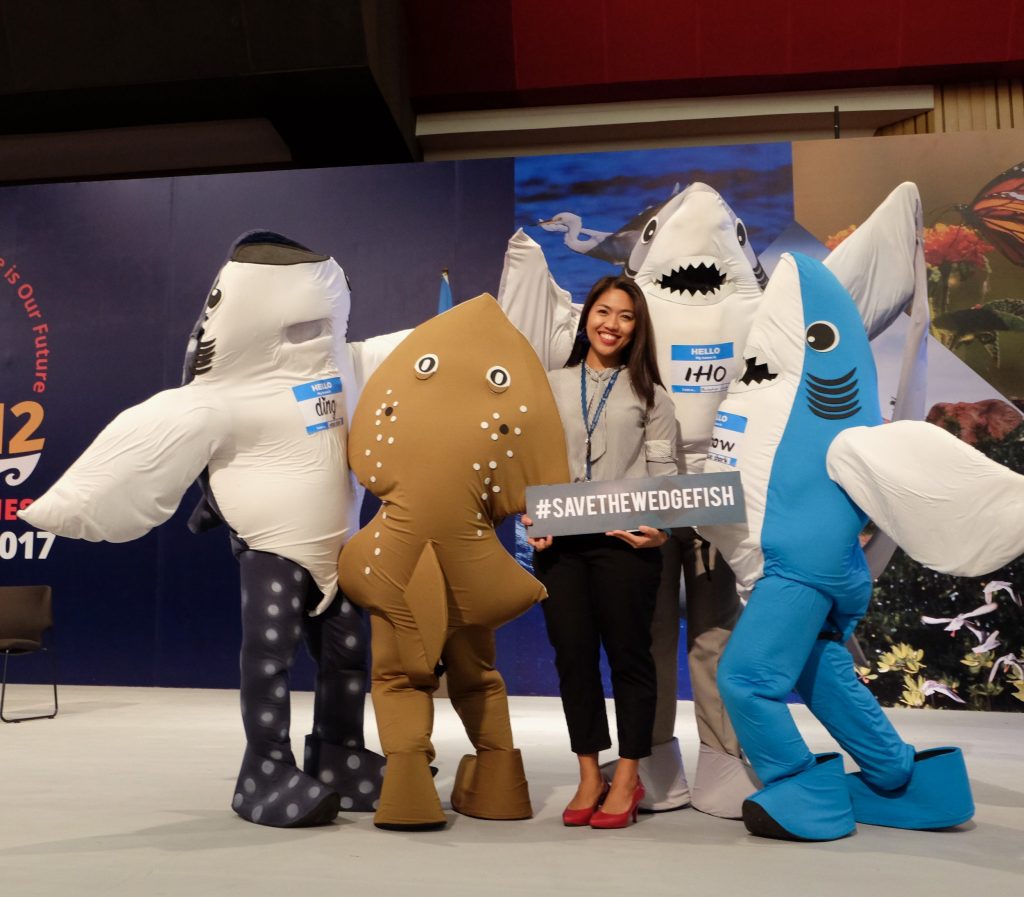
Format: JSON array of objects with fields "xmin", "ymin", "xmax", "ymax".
[{"xmin": 2, "ymin": 130, "xmax": 1021, "ymax": 709}]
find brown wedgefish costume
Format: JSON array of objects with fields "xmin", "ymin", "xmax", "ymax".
[{"xmin": 338, "ymin": 295, "xmax": 569, "ymax": 829}]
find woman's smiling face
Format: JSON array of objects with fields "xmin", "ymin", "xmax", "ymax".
[{"xmin": 585, "ymin": 287, "xmax": 635, "ymax": 369}]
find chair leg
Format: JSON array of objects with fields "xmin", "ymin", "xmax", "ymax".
[
  {"xmin": 1, "ymin": 651, "xmax": 9, "ymax": 723},
  {"xmin": 1, "ymin": 648, "xmax": 59, "ymax": 723},
  {"xmin": 49, "ymin": 645, "xmax": 59, "ymax": 720}
]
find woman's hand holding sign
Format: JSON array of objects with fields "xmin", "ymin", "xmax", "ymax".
[
  {"xmin": 606, "ymin": 525, "xmax": 668, "ymax": 549},
  {"xmin": 522, "ymin": 514, "xmax": 668, "ymax": 551},
  {"xmin": 520, "ymin": 514, "xmax": 553, "ymax": 552}
]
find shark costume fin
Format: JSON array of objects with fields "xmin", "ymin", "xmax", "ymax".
[
  {"xmin": 825, "ymin": 182, "xmax": 931, "ymax": 578},
  {"xmin": 19, "ymin": 388, "xmax": 224, "ymax": 541},
  {"xmin": 827, "ymin": 419, "xmax": 1024, "ymax": 577},
  {"xmin": 497, "ymin": 228, "xmax": 581, "ymax": 370}
]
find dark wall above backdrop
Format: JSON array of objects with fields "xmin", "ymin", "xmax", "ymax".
[
  {"xmin": 0, "ymin": 0, "xmax": 414, "ymax": 182},
  {"xmin": 0, "ymin": 2, "xmax": 1018, "ymax": 185}
]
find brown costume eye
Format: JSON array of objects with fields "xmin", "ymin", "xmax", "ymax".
[
  {"xmin": 486, "ymin": 366, "xmax": 511, "ymax": 393},
  {"xmin": 414, "ymin": 353, "xmax": 439, "ymax": 379}
]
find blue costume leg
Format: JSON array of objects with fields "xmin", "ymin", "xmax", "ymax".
[
  {"xmin": 303, "ymin": 591, "xmax": 385, "ymax": 811},
  {"xmin": 718, "ymin": 575, "xmax": 828, "ymax": 783},
  {"xmin": 234, "ymin": 551, "xmax": 340, "ymax": 827},
  {"xmin": 796, "ymin": 638, "xmax": 914, "ymax": 791},
  {"xmin": 798, "ymin": 630, "xmax": 973, "ymax": 830},
  {"xmin": 718, "ymin": 575, "xmax": 855, "ymax": 841}
]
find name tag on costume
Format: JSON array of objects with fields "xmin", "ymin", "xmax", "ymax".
[
  {"xmin": 292, "ymin": 377, "xmax": 345, "ymax": 435},
  {"xmin": 670, "ymin": 343, "xmax": 736, "ymax": 394},
  {"xmin": 525, "ymin": 472, "xmax": 745, "ymax": 538},
  {"xmin": 707, "ymin": 410, "xmax": 747, "ymax": 467}
]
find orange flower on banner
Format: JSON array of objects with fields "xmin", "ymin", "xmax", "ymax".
[
  {"xmin": 926, "ymin": 399, "xmax": 1023, "ymax": 446},
  {"xmin": 824, "ymin": 224, "xmax": 857, "ymax": 250},
  {"xmin": 923, "ymin": 224, "xmax": 994, "ymax": 268}
]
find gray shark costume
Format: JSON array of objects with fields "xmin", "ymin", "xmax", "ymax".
[
  {"xmin": 23, "ymin": 232, "xmax": 408, "ymax": 826},
  {"xmin": 180, "ymin": 234, "xmax": 387, "ymax": 826}
]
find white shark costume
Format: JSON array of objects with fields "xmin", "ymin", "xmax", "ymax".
[
  {"xmin": 703, "ymin": 248, "xmax": 1024, "ymax": 841},
  {"xmin": 20, "ymin": 232, "xmax": 407, "ymax": 827},
  {"xmin": 501, "ymin": 183, "xmax": 768, "ymax": 815}
]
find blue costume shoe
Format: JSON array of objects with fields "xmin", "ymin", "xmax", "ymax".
[
  {"xmin": 846, "ymin": 747, "xmax": 974, "ymax": 830},
  {"xmin": 742, "ymin": 753, "xmax": 856, "ymax": 842}
]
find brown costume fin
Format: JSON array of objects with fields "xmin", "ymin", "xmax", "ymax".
[{"xmin": 394, "ymin": 542, "xmax": 449, "ymax": 687}]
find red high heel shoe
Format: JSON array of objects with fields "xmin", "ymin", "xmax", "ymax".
[
  {"xmin": 562, "ymin": 781, "xmax": 610, "ymax": 827},
  {"xmin": 590, "ymin": 779, "xmax": 645, "ymax": 829}
]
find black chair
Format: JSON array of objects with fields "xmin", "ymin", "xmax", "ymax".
[{"xmin": 0, "ymin": 585, "xmax": 58, "ymax": 723}]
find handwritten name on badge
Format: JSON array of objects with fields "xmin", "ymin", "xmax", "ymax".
[
  {"xmin": 525, "ymin": 472, "xmax": 745, "ymax": 538},
  {"xmin": 707, "ymin": 410, "xmax": 747, "ymax": 468},
  {"xmin": 293, "ymin": 377, "xmax": 344, "ymax": 435},
  {"xmin": 670, "ymin": 343, "xmax": 736, "ymax": 395}
]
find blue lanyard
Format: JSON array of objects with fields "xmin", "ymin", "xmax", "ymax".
[{"xmin": 580, "ymin": 363, "xmax": 620, "ymax": 481}]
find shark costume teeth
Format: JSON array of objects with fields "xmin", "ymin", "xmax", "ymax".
[{"xmin": 656, "ymin": 257, "xmax": 730, "ymax": 300}]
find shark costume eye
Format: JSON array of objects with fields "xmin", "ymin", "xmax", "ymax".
[
  {"xmin": 806, "ymin": 321, "xmax": 839, "ymax": 352},
  {"xmin": 414, "ymin": 353, "xmax": 439, "ymax": 379},
  {"xmin": 207, "ymin": 287, "xmax": 223, "ymax": 310},
  {"xmin": 736, "ymin": 220, "xmax": 748, "ymax": 247},
  {"xmin": 641, "ymin": 217, "xmax": 658, "ymax": 244},
  {"xmin": 486, "ymin": 366, "xmax": 511, "ymax": 393}
]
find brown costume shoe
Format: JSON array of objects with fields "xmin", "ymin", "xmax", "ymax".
[{"xmin": 451, "ymin": 749, "xmax": 533, "ymax": 820}]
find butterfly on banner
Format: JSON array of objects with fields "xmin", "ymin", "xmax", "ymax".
[{"xmin": 955, "ymin": 162, "xmax": 1024, "ymax": 266}]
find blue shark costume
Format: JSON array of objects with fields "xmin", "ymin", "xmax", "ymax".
[
  {"xmin": 21, "ymin": 233, "xmax": 408, "ymax": 827},
  {"xmin": 702, "ymin": 251, "xmax": 1024, "ymax": 841}
]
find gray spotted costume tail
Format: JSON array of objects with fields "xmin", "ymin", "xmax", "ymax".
[{"xmin": 231, "ymin": 549, "xmax": 385, "ymax": 826}]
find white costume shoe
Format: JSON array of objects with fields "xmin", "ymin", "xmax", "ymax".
[{"xmin": 691, "ymin": 744, "xmax": 761, "ymax": 819}]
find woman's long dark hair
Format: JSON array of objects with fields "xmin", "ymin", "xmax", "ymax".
[{"xmin": 565, "ymin": 274, "xmax": 664, "ymax": 409}]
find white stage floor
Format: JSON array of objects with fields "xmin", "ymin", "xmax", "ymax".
[{"xmin": 1, "ymin": 686, "xmax": 1022, "ymax": 896}]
